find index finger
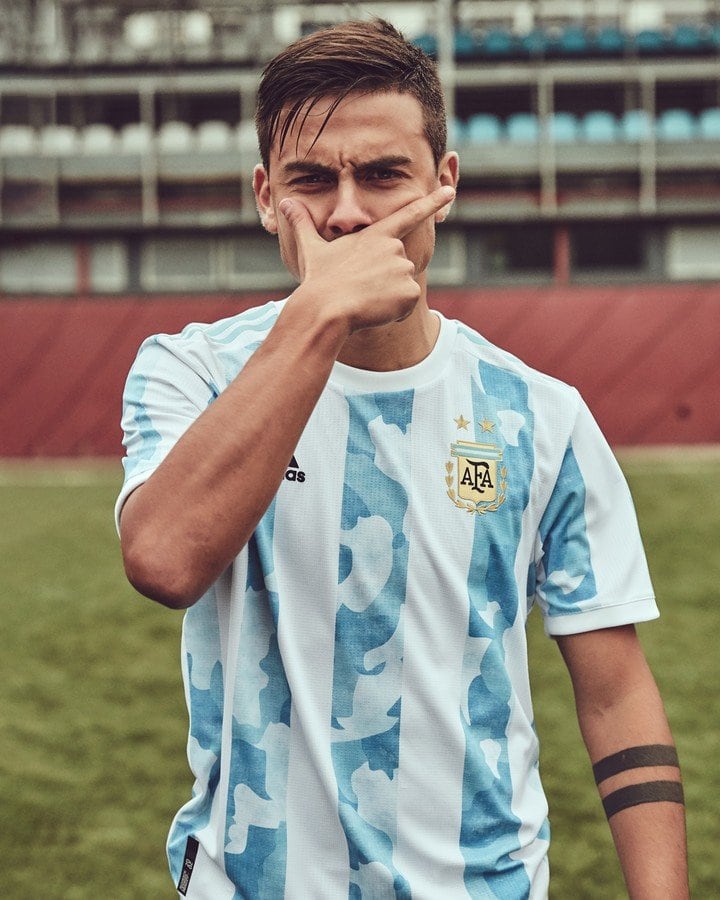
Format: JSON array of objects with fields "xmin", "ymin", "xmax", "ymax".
[{"xmin": 376, "ymin": 186, "xmax": 456, "ymax": 239}]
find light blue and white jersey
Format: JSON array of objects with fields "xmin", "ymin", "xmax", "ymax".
[{"xmin": 116, "ymin": 302, "xmax": 658, "ymax": 900}]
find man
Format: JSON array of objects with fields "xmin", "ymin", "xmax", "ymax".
[{"xmin": 117, "ymin": 19, "xmax": 688, "ymax": 899}]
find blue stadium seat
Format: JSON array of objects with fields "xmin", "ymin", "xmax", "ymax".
[
  {"xmin": 595, "ymin": 25, "xmax": 626, "ymax": 56},
  {"xmin": 582, "ymin": 111, "xmax": 619, "ymax": 142},
  {"xmin": 482, "ymin": 28, "xmax": 515, "ymax": 58},
  {"xmin": 506, "ymin": 113, "xmax": 539, "ymax": 143},
  {"xmin": 698, "ymin": 108, "xmax": 720, "ymax": 139},
  {"xmin": 448, "ymin": 117, "xmax": 466, "ymax": 145},
  {"xmin": 559, "ymin": 25, "xmax": 589, "ymax": 56},
  {"xmin": 621, "ymin": 109, "xmax": 652, "ymax": 142},
  {"xmin": 656, "ymin": 109, "xmax": 696, "ymax": 141},
  {"xmin": 454, "ymin": 29, "xmax": 477, "ymax": 59},
  {"xmin": 520, "ymin": 28, "xmax": 550, "ymax": 57},
  {"xmin": 412, "ymin": 33, "xmax": 437, "ymax": 57},
  {"xmin": 634, "ymin": 29, "xmax": 668, "ymax": 55},
  {"xmin": 466, "ymin": 114, "xmax": 502, "ymax": 144},
  {"xmin": 672, "ymin": 23, "xmax": 710, "ymax": 55},
  {"xmin": 550, "ymin": 112, "xmax": 579, "ymax": 143}
]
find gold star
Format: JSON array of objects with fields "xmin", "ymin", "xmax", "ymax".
[
  {"xmin": 480, "ymin": 419, "xmax": 495, "ymax": 433},
  {"xmin": 454, "ymin": 414, "xmax": 470, "ymax": 430}
]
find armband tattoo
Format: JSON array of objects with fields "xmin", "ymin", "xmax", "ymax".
[
  {"xmin": 592, "ymin": 744, "xmax": 679, "ymax": 785},
  {"xmin": 602, "ymin": 780, "xmax": 684, "ymax": 819}
]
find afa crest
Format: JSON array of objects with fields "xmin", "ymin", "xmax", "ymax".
[{"xmin": 445, "ymin": 433, "xmax": 507, "ymax": 515}]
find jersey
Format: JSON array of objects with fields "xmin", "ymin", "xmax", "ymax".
[{"xmin": 116, "ymin": 301, "xmax": 658, "ymax": 900}]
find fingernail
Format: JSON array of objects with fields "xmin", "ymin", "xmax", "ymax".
[
  {"xmin": 441, "ymin": 186, "xmax": 456, "ymax": 200},
  {"xmin": 279, "ymin": 198, "xmax": 293, "ymax": 217}
]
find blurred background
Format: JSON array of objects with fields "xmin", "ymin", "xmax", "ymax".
[
  {"xmin": 1, "ymin": 0, "xmax": 719, "ymax": 455},
  {"xmin": 1, "ymin": 4, "xmax": 719, "ymax": 897}
]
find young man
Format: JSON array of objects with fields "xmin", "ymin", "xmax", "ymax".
[{"xmin": 117, "ymin": 20, "xmax": 688, "ymax": 899}]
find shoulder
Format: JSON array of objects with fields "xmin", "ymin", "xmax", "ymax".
[
  {"xmin": 132, "ymin": 300, "xmax": 284, "ymax": 385},
  {"xmin": 145, "ymin": 300, "xmax": 282, "ymax": 356},
  {"xmin": 450, "ymin": 316, "xmax": 582, "ymax": 411}
]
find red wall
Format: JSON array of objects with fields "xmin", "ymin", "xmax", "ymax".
[{"xmin": 1, "ymin": 283, "xmax": 718, "ymax": 456}]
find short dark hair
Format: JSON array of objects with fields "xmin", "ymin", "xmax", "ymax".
[{"xmin": 255, "ymin": 19, "xmax": 447, "ymax": 170}]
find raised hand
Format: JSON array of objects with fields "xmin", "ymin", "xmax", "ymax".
[{"xmin": 279, "ymin": 185, "xmax": 455, "ymax": 334}]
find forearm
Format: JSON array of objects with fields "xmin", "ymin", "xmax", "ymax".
[
  {"xmin": 120, "ymin": 291, "xmax": 348, "ymax": 608},
  {"xmin": 567, "ymin": 633, "xmax": 689, "ymax": 898}
]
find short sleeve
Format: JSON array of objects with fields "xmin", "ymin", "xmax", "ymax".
[
  {"xmin": 534, "ymin": 394, "xmax": 658, "ymax": 636},
  {"xmin": 114, "ymin": 334, "xmax": 217, "ymax": 533}
]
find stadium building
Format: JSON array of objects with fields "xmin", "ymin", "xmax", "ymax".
[{"xmin": 1, "ymin": 0, "xmax": 719, "ymax": 454}]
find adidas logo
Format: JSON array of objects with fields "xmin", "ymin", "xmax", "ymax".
[{"xmin": 284, "ymin": 455, "xmax": 306, "ymax": 483}]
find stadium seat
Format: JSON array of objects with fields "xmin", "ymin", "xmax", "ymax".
[
  {"xmin": 621, "ymin": 109, "xmax": 652, "ymax": 141},
  {"xmin": 656, "ymin": 109, "xmax": 696, "ymax": 141},
  {"xmin": 582, "ymin": 111, "xmax": 619, "ymax": 142},
  {"xmin": 672, "ymin": 23, "xmax": 710, "ymax": 55},
  {"xmin": 39, "ymin": 125, "xmax": 78, "ymax": 156},
  {"xmin": 482, "ymin": 28, "xmax": 515, "ymax": 58},
  {"xmin": 0, "ymin": 125, "xmax": 37, "ymax": 155},
  {"xmin": 120, "ymin": 122, "xmax": 153, "ymax": 154},
  {"xmin": 454, "ymin": 29, "xmax": 477, "ymax": 60},
  {"xmin": 549, "ymin": 112, "xmax": 579, "ymax": 143},
  {"xmin": 448, "ymin": 117, "xmax": 466, "ymax": 145},
  {"xmin": 558, "ymin": 25, "xmax": 589, "ymax": 56},
  {"xmin": 466, "ymin": 113, "xmax": 502, "ymax": 144},
  {"xmin": 236, "ymin": 120, "xmax": 259, "ymax": 154},
  {"xmin": 196, "ymin": 120, "xmax": 232, "ymax": 152},
  {"xmin": 412, "ymin": 33, "xmax": 437, "ymax": 57},
  {"xmin": 506, "ymin": 113, "xmax": 539, "ymax": 143},
  {"xmin": 698, "ymin": 108, "xmax": 720, "ymax": 140},
  {"xmin": 157, "ymin": 120, "xmax": 194, "ymax": 153},
  {"xmin": 634, "ymin": 29, "xmax": 668, "ymax": 55},
  {"xmin": 80, "ymin": 124, "xmax": 117, "ymax": 154},
  {"xmin": 520, "ymin": 28, "xmax": 550, "ymax": 57},
  {"xmin": 595, "ymin": 25, "xmax": 626, "ymax": 56}
]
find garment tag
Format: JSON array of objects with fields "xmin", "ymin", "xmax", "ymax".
[{"xmin": 177, "ymin": 836, "xmax": 200, "ymax": 896}]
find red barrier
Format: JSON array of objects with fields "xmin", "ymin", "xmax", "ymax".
[{"xmin": 1, "ymin": 284, "xmax": 718, "ymax": 456}]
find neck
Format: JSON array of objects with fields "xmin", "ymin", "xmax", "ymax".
[{"xmin": 336, "ymin": 300, "xmax": 440, "ymax": 372}]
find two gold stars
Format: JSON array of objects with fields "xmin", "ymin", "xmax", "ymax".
[{"xmin": 454, "ymin": 415, "xmax": 495, "ymax": 433}]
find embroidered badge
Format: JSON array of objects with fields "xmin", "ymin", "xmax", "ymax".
[{"xmin": 446, "ymin": 419, "xmax": 507, "ymax": 514}]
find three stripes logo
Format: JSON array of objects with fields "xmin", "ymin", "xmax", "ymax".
[{"xmin": 285, "ymin": 455, "xmax": 306, "ymax": 483}]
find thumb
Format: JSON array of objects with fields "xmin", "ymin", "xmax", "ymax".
[{"xmin": 278, "ymin": 198, "xmax": 323, "ymax": 250}]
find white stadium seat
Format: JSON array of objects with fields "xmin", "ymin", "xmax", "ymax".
[
  {"xmin": 196, "ymin": 120, "xmax": 232, "ymax": 152},
  {"xmin": 157, "ymin": 120, "xmax": 194, "ymax": 153},
  {"xmin": 0, "ymin": 125, "xmax": 38, "ymax": 155},
  {"xmin": 39, "ymin": 125, "xmax": 79, "ymax": 156},
  {"xmin": 120, "ymin": 122, "xmax": 153, "ymax": 154},
  {"xmin": 80, "ymin": 124, "xmax": 118, "ymax": 154}
]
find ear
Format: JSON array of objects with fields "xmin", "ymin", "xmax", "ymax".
[
  {"xmin": 435, "ymin": 152, "xmax": 459, "ymax": 223},
  {"xmin": 253, "ymin": 164, "xmax": 278, "ymax": 234}
]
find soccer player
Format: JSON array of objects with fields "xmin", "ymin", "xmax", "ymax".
[{"xmin": 117, "ymin": 20, "xmax": 689, "ymax": 899}]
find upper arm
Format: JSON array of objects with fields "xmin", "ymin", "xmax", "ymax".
[
  {"xmin": 556, "ymin": 625, "xmax": 672, "ymax": 751},
  {"xmin": 534, "ymin": 395, "xmax": 657, "ymax": 638}
]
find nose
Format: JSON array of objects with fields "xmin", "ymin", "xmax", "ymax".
[{"xmin": 325, "ymin": 181, "xmax": 373, "ymax": 238}]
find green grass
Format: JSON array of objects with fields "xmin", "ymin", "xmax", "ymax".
[{"xmin": 1, "ymin": 453, "xmax": 718, "ymax": 898}]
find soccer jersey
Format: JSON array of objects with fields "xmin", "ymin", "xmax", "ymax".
[{"xmin": 116, "ymin": 302, "xmax": 658, "ymax": 900}]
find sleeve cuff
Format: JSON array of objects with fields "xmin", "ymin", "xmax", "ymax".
[{"xmin": 543, "ymin": 595, "xmax": 660, "ymax": 637}]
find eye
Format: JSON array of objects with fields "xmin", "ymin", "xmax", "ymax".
[
  {"xmin": 290, "ymin": 173, "xmax": 333, "ymax": 187},
  {"xmin": 365, "ymin": 168, "xmax": 404, "ymax": 182}
]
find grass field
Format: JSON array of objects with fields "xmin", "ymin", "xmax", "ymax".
[{"xmin": 1, "ymin": 452, "xmax": 718, "ymax": 899}]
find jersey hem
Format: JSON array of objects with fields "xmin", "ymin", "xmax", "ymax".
[{"xmin": 543, "ymin": 595, "xmax": 659, "ymax": 636}]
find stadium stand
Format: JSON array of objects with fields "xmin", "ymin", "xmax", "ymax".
[{"xmin": 1, "ymin": 0, "xmax": 720, "ymax": 453}]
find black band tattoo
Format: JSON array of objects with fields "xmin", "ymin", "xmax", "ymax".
[
  {"xmin": 593, "ymin": 744, "xmax": 679, "ymax": 785},
  {"xmin": 602, "ymin": 780, "xmax": 685, "ymax": 819}
]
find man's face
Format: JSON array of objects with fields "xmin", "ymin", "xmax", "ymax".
[{"xmin": 254, "ymin": 91, "xmax": 458, "ymax": 283}]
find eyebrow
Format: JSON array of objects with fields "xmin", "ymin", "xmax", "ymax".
[{"xmin": 279, "ymin": 155, "xmax": 414, "ymax": 178}]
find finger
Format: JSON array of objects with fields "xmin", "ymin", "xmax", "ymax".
[
  {"xmin": 378, "ymin": 186, "xmax": 456, "ymax": 239},
  {"xmin": 278, "ymin": 198, "xmax": 325, "ymax": 249}
]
